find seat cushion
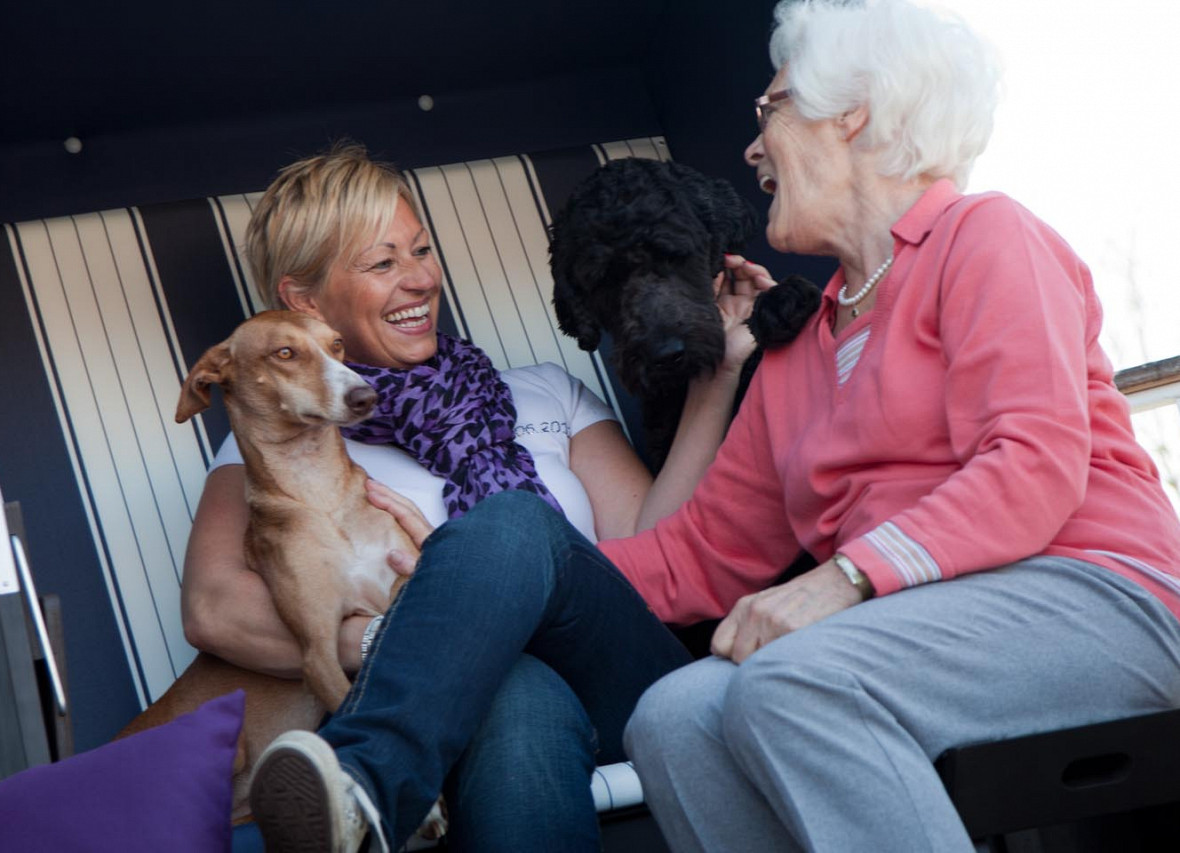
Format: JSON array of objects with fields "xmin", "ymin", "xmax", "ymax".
[{"xmin": 0, "ymin": 690, "xmax": 243, "ymax": 853}]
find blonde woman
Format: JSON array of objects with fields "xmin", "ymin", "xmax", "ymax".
[{"xmin": 182, "ymin": 144, "xmax": 774, "ymax": 851}]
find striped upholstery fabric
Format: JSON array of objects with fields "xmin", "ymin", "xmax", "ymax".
[{"xmin": 0, "ymin": 134, "xmax": 667, "ymax": 810}]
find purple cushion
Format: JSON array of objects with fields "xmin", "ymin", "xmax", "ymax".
[{"xmin": 0, "ymin": 689, "xmax": 244, "ymax": 853}]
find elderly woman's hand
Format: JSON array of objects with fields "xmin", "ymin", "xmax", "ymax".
[
  {"xmin": 715, "ymin": 254, "xmax": 778, "ymax": 373},
  {"xmin": 365, "ymin": 479, "xmax": 435, "ymax": 578},
  {"xmin": 710, "ymin": 559, "xmax": 864, "ymax": 663}
]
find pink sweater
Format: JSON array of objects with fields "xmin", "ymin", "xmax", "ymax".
[{"xmin": 600, "ymin": 180, "xmax": 1180, "ymax": 625}]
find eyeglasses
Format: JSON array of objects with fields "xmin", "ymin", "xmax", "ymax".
[{"xmin": 754, "ymin": 88, "xmax": 794, "ymax": 133}]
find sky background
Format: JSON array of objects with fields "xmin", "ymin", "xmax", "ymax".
[{"xmin": 933, "ymin": 0, "xmax": 1180, "ymax": 505}]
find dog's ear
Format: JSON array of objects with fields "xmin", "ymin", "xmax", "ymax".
[
  {"xmin": 549, "ymin": 210, "xmax": 605, "ymax": 352},
  {"xmin": 176, "ymin": 342, "xmax": 231, "ymax": 423},
  {"xmin": 746, "ymin": 275, "xmax": 823, "ymax": 349},
  {"xmin": 551, "ymin": 266, "xmax": 602, "ymax": 351}
]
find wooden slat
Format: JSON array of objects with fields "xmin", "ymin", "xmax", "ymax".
[{"xmin": 1115, "ymin": 356, "xmax": 1180, "ymax": 396}]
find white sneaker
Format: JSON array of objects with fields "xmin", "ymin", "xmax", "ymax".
[{"xmin": 249, "ymin": 729, "xmax": 390, "ymax": 853}]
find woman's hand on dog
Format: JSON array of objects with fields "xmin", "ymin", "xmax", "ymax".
[
  {"xmin": 716, "ymin": 254, "xmax": 777, "ymax": 373},
  {"xmin": 366, "ymin": 479, "xmax": 434, "ymax": 577}
]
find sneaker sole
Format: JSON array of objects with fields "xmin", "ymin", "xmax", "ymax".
[{"xmin": 250, "ymin": 748, "xmax": 335, "ymax": 852}]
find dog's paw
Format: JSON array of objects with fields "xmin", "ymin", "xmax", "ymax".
[
  {"xmin": 415, "ymin": 796, "xmax": 449, "ymax": 841},
  {"xmin": 747, "ymin": 275, "xmax": 822, "ymax": 349}
]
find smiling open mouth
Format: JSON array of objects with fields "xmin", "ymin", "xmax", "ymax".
[
  {"xmin": 383, "ymin": 304, "xmax": 430, "ymax": 328},
  {"xmin": 759, "ymin": 174, "xmax": 778, "ymax": 195}
]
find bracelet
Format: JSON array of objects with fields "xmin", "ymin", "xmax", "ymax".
[
  {"xmin": 833, "ymin": 553, "xmax": 874, "ymax": 601},
  {"xmin": 360, "ymin": 615, "xmax": 384, "ymax": 664}
]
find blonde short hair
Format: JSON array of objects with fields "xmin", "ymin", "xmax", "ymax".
[
  {"xmin": 769, "ymin": 0, "xmax": 1001, "ymax": 188},
  {"xmin": 245, "ymin": 143, "xmax": 419, "ymax": 309}
]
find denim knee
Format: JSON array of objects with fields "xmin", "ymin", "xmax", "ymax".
[{"xmin": 413, "ymin": 490, "xmax": 578, "ymax": 602}]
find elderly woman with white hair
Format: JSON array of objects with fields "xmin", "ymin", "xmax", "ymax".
[
  {"xmin": 612, "ymin": 0, "xmax": 1180, "ymax": 849},
  {"xmin": 242, "ymin": 2, "xmax": 1180, "ymax": 850}
]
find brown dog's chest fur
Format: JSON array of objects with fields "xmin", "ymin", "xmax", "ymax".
[{"xmin": 239, "ymin": 430, "xmax": 408, "ymax": 627}]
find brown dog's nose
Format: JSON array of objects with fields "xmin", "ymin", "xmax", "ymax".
[{"xmin": 346, "ymin": 385, "xmax": 377, "ymax": 415}]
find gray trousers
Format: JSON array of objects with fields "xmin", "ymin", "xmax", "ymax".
[{"xmin": 624, "ymin": 557, "xmax": 1180, "ymax": 852}]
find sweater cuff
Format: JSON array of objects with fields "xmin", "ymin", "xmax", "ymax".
[{"xmin": 839, "ymin": 521, "xmax": 943, "ymax": 597}]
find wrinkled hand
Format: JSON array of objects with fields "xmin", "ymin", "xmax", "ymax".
[
  {"xmin": 710, "ymin": 559, "xmax": 863, "ymax": 663},
  {"xmin": 714, "ymin": 254, "xmax": 778, "ymax": 373},
  {"xmin": 366, "ymin": 479, "xmax": 435, "ymax": 578}
]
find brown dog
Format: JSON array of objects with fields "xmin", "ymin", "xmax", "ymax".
[
  {"xmin": 120, "ymin": 310, "xmax": 423, "ymax": 826},
  {"xmin": 175, "ymin": 309, "xmax": 414, "ymax": 711}
]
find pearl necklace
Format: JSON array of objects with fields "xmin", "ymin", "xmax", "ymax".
[{"xmin": 837, "ymin": 255, "xmax": 893, "ymax": 318}]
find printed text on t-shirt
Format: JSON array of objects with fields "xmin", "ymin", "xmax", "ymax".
[{"xmin": 514, "ymin": 420, "xmax": 570, "ymax": 438}]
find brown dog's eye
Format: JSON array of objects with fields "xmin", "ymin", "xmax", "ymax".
[
  {"xmin": 332, "ymin": 339, "xmax": 344, "ymax": 353},
  {"xmin": 275, "ymin": 347, "xmax": 295, "ymax": 360}
]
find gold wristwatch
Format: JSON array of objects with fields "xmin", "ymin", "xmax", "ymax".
[{"xmin": 833, "ymin": 553, "xmax": 874, "ymax": 600}]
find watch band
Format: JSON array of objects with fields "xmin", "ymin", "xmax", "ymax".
[
  {"xmin": 833, "ymin": 553, "xmax": 874, "ymax": 600},
  {"xmin": 360, "ymin": 614, "xmax": 384, "ymax": 664}
]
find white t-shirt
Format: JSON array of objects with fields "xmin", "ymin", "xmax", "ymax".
[{"xmin": 210, "ymin": 362, "xmax": 617, "ymax": 542}]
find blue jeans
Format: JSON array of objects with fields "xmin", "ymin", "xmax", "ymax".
[
  {"xmin": 234, "ymin": 658, "xmax": 600, "ymax": 853},
  {"xmin": 319, "ymin": 491, "xmax": 693, "ymax": 849},
  {"xmin": 443, "ymin": 654, "xmax": 599, "ymax": 852}
]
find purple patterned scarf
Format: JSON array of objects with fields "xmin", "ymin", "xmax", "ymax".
[{"xmin": 341, "ymin": 334, "xmax": 563, "ymax": 520}]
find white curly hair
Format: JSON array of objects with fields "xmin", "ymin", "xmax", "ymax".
[{"xmin": 769, "ymin": 0, "xmax": 1002, "ymax": 188}]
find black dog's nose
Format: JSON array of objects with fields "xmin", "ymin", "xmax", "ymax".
[
  {"xmin": 652, "ymin": 337, "xmax": 686, "ymax": 364},
  {"xmin": 346, "ymin": 385, "xmax": 377, "ymax": 415}
]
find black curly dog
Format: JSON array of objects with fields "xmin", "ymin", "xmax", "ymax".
[{"xmin": 549, "ymin": 157, "xmax": 820, "ymax": 470}]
